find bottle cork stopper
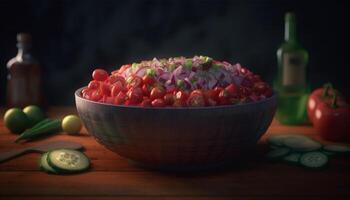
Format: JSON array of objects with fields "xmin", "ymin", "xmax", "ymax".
[{"xmin": 17, "ymin": 33, "xmax": 32, "ymax": 44}]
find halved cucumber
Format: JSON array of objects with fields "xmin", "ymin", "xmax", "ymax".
[
  {"xmin": 323, "ymin": 144, "xmax": 350, "ymax": 154},
  {"xmin": 47, "ymin": 149, "xmax": 90, "ymax": 173},
  {"xmin": 266, "ymin": 147, "xmax": 290, "ymax": 160},
  {"xmin": 283, "ymin": 136, "xmax": 322, "ymax": 152},
  {"xmin": 283, "ymin": 153, "xmax": 301, "ymax": 164},
  {"xmin": 39, "ymin": 152, "xmax": 58, "ymax": 174},
  {"xmin": 300, "ymin": 152, "xmax": 328, "ymax": 169}
]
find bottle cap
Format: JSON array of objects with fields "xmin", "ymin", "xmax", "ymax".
[{"xmin": 17, "ymin": 33, "xmax": 32, "ymax": 44}]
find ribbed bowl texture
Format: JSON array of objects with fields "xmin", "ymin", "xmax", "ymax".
[{"xmin": 75, "ymin": 87, "xmax": 277, "ymax": 170}]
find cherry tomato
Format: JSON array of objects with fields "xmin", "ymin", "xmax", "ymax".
[
  {"xmin": 166, "ymin": 88, "xmax": 177, "ymax": 95},
  {"xmin": 150, "ymin": 87, "xmax": 166, "ymax": 100},
  {"xmin": 100, "ymin": 83, "xmax": 111, "ymax": 96},
  {"xmin": 175, "ymin": 91, "xmax": 189, "ymax": 103},
  {"xmin": 142, "ymin": 75, "xmax": 155, "ymax": 86},
  {"xmin": 90, "ymin": 90, "xmax": 103, "ymax": 101},
  {"xmin": 107, "ymin": 75, "xmax": 126, "ymax": 86},
  {"xmin": 92, "ymin": 69, "xmax": 108, "ymax": 81},
  {"xmin": 190, "ymin": 89, "xmax": 204, "ymax": 97},
  {"xmin": 82, "ymin": 88, "xmax": 92, "ymax": 100},
  {"xmin": 127, "ymin": 87, "xmax": 143, "ymax": 104},
  {"xmin": 88, "ymin": 80, "xmax": 100, "ymax": 90},
  {"xmin": 225, "ymin": 84, "xmax": 238, "ymax": 97},
  {"xmin": 164, "ymin": 93, "xmax": 175, "ymax": 105},
  {"xmin": 114, "ymin": 92, "xmax": 127, "ymax": 105},
  {"xmin": 142, "ymin": 84, "xmax": 152, "ymax": 96},
  {"xmin": 100, "ymin": 95, "xmax": 114, "ymax": 104},
  {"xmin": 206, "ymin": 98, "xmax": 217, "ymax": 106},
  {"xmin": 118, "ymin": 64, "xmax": 131, "ymax": 74},
  {"xmin": 213, "ymin": 87, "xmax": 223, "ymax": 100},
  {"xmin": 126, "ymin": 75, "xmax": 143, "ymax": 89},
  {"xmin": 111, "ymin": 81, "xmax": 124, "ymax": 97},
  {"xmin": 187, "ymin": 94, "xmax": 205, "ymax": 107},
  {"xmin": 140, "ymin": 98, "xmax": 152, "ymax": 107},
  {"xmin": 151, "ymin": 98, "xmax": 165, "ymax": 107},
  {"xmin": 218, "ymin": 90, "xmax": 230, "ymax": 105}
]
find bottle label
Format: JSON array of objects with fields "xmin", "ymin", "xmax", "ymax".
[{"xmin": 282, "ymin": 52, "xmax": 306, "ymax": 86}]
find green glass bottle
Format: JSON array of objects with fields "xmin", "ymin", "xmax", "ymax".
[{"xmin": 274, "ymin": 12, "xmax": 310, "ymax": 125}]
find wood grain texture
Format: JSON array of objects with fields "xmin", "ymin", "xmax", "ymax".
[{"xmin": 0, "ymin": 107, "xmax": 350, "ymax": 200}]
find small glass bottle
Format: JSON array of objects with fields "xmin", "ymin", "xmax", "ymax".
[
  {"xmin": 6, "ymin": 33, "xmax": 42, "ymax": 108},
  {"xmin": 274, "ymin": 13, "xmax": 310, "ymax": 125}
]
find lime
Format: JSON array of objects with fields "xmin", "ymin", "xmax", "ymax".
[
  {"xmin": 62, "ymin": 115, "xmax": 82, "ymax": 134},
  {"xmin": 23, "ymin": 105, "xmax": 45, "ymax": 127},
  {"xmin": 4, "ymin": 108, "xmax": 30, "ymax": 134}
]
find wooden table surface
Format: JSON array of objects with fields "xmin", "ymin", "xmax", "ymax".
[{"xmin": 0, "ymin": 107, "xmax": 349, "ymax": 200}]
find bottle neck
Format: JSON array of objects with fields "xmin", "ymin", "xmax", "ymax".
[
  {"xmin": 284, "ymin": 14, "xmax": 297, "ymax": 42},
  {"xmin": 16, "ymin": 43, "xmax": 31, "ymax": 58}
]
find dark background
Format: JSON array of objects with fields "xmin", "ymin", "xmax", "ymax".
[{"xmin": 0, "ymin": 0, "xmax": 347, "ymax": 105}]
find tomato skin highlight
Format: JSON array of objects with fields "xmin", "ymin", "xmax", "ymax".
[
  {"xmin": 175, "ymin": 91, "xmax": 189, "ymax": 102},
  {"xmin": 151, "ymin": 98, "xmax": 165, "ymax": 107},
  {"xmin": 92, "ymin": 69, "xmax": 108, "ymax": 81}
]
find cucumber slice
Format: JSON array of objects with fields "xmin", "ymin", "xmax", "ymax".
[
  {"xmin": 266, "ymin": 147, "xmax": 290, "ymax": 160},
  {"xmin": 283, "ymin": 152, "xmax": 301, "ymax": 164},
  {"xmin": 283, "ymin": 137, "xmax": 322, "ymax": 152},
  {"xmin": 323, "ymin": 144, "xmax": 350, "ymax": 154},
  {"xmin": 47, "ymin": 149, "xmax": 90, "ymax": 173},
  {"xmin": 267, "ymin": 135, "xmax": 290, "ymax": 146},
  {"xmin": 267, "ymin": 134, "xmax": 311, "ymax": 147},
  {"xmin": 39, "ymin": 152, "xmax": 58, "ymax": 174},
  {"xmin": 321, "ymin": 151, "xmax": 335, "ymax": 156},
  {"xmin": 300, "ymin": 152, "xmax": 328, "ymax": 169}
]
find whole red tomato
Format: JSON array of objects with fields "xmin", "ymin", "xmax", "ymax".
[
  {"xmin": 307, "ymin": 83, "xmax": 344, "ymax": 124},
  {"xmin": 313, "ymin": 94, "xmax": 350, "ymax": 142}
]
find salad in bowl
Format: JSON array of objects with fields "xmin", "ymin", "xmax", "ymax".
[
  {"xmin": 76, "ymin": 56, "xmax": 276, "ymax": 170},
  {"xmin": 81, "ymin": 56, "xmax": 273, "ymax": 107}
]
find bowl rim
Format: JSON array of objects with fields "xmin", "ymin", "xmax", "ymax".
[{"xmin": 75, "ymin": 87, "xmax": 277, "ymax": 110}]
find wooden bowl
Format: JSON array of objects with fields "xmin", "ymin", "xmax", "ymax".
[{"xmin": 75, "ymin": 87, "xmax": 277, "ymax": 170}]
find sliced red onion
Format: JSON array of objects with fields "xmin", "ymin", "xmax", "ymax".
[
  {"xmin": 134, "ymin": 66, "xmax": 147, "ymax": 77},
  {"xmin": 208, "ymin": 79, "xmax": 217, "ymax": 89}
]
